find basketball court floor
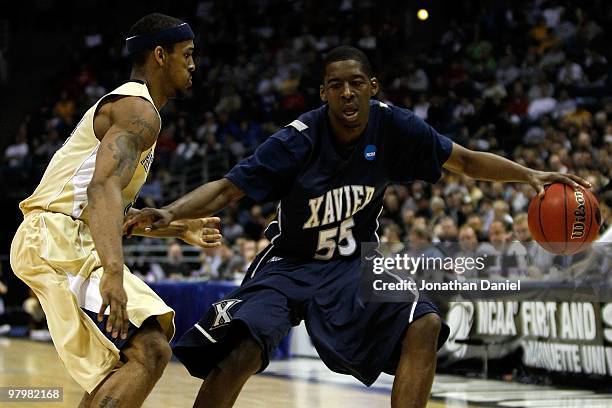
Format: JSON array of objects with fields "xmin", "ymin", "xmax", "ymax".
[{"xmin": 2, "ymin": 338, "xmax": 612, "ymax": 407}]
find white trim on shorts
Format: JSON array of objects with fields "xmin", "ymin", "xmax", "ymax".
[
  {"xmin": 408, "ymin": 302, "xmax": 418, "ymax": 323},
  {"xmin": 66, "ymin": 273, "xmax": 106, "ymax": 315},
  {"xmin": 194, "ymin": 323, "xmax": 217, "ymax": 343},
  {"xmin": 249, "ymin": 244, "xmax": 275, "ymax": 279}
]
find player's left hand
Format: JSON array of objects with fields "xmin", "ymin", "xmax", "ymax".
[
  {"xmin": 175, "ymin": 217, "xmax": 222, "ymax": 248},
  {"xmin": 123, "ymin": 207, "xmax": 174, "ymax": 236},
  {"xmin": 526, "ymin": 170, "xmax": 592, "ymax": 197}
]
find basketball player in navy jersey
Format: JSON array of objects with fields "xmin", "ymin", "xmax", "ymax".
[{"xmin": 126, "ymin": 46, "xmax": 590, "ymax": 407}]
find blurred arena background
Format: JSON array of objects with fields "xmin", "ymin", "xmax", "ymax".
[{"xmin": 1, "ymin": 0, "xmax": 611, "ymax": 406}]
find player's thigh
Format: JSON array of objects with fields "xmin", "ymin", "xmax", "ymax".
[{"xmin": 172, "ymin": 287, "xmax": 295, "ymax": 379}]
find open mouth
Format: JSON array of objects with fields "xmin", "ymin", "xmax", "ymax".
[{"xmin": 342, "ymin": 107, "xmax": 359, "ymax": 122}]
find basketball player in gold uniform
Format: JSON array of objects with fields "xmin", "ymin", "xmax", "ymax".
[{"xmin": 10, "ymin": 14, "xmax": 219, "ymax": 408}]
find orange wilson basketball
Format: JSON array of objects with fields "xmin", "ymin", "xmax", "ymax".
[{"xmin": 527, "ymin": 183, "xmax": 601, "ymax": 255}]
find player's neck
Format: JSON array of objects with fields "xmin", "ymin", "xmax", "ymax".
[
  {"xmin": 327, "ymin": 115, "xmax": 366, "ymax": 146},
  {"xmin": 129, "ymin": 69, "xmax": 168, "ymax": 110}
]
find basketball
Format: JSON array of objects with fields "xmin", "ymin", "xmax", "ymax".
[{"xmin": 527, "ymin": 183, "xmax": 601, "ymax": 255}]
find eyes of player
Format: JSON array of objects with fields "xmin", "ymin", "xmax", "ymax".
[
  {"xmin": 182, "ymin": 48, "xmax": 194, "ymax": 61},
  {"xmin": 327, "ymin": 79, "xmax": 367, "ymax": 91}
]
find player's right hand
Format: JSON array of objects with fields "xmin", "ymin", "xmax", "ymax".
[
  {"xmin": 123, "ymin": 207, "xmax": 173, "ymax": 236},
  {"xmin": 98, "ymin": 272, "xmax": 129, "ymax": 340},
  {"xmin": 525, "ymin": 169, "xmax": 591, "ymax": 197}
]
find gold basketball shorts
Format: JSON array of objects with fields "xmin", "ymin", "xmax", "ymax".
[{"xmin": 10, "ymin": 210, "xmax": 175, "ymax": 392}]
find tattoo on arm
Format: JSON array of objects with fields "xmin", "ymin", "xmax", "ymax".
[
  {"xmin": 109, "ymin": 116, "xmax": 158, "ymax": 178},
  {"xmin": 107, "ymin": 132, "xmax": 143, "ymax": 178},
  {"xmin": 130, "ymin": 117, "xmax": 158, "ymax": 138},
  {"xmin": 99, "ymin": 395, "xmax": 119, "ymax": 407}
]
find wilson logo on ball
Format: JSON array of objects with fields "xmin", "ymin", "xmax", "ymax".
[
  {"xmin": 571, "ymin": 190, "xmax": 586, "ymax": 239},
  {"xmin": 527, "ymin": 183, "xmax": 600, "ymax": 255}
]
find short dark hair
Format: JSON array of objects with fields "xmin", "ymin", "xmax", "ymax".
[
  {"xmin": 127, "ymin": 13, "xmax": 184, "ymax": 65},
  {"xmin": 322, "ymin": 46, "xmax": 372, "ymax": 80}
]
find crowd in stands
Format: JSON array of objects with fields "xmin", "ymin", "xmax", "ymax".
[{"xmin": 1, "ymin": 0, "xmax": 611, "ymax": 284}]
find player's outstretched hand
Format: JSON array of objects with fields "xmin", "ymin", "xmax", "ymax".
[
  {"xmin": 124, "ymin": 207, "xmax": 173, "ymax": 236},
  {"xmin": 526, "ymin": 170, "xmax": 592, "ymax": 197},
  {"xmin": 98, "ymin": 272, "xmax": 128, "ymax": 340},
  {"xmin": 175, "ymin": 217, "xmax": 222, "ymax": 248}
]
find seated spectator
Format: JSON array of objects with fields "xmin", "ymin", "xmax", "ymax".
[
  {"xmin": 434, "ymin": 216, "xmax": 459, "ymax": 256},
  {"xmin": 383, "ymin": 191, "xmax": 402, "ymax": 226},
  {"xmin": 3, "ymin": 130, "xmax": 30, "ymax": 176},
  {"xmin": 496, "ymin": 54, "xmax": 520, "ymax": 86},
  {"xmin": 512, "ymin": 213, "xmax": 556, "ymax": 279},
  {"xmin": 198, "ymin": 246, "xmax": 222, "ymax": 280},
  {"xmin": 23, "ymin": 289, "xmax": 50, "ymax": 341},
  {"xmin": 138, "ymin": 170, "xmax": 164, "ymax": 208},
  {"xmin": 405, "ymin": 225, "xmax": 447, "ymax": 281},
  {"xmin": 563, "ymin": 103, "xmax": 593, "ymax": 128},
  {"xmin": 452, "ymin": 98, "xmax": 475, "ymax": 123},
  {"xmin": 404, "ymin": 62, "xmax": 430, "ymax": 93},
  {"xmin": 492, "ymin": 200, "xmax": 514, "ymax": 229},
  {"xmin": 241, "ymin": 239, "xmax": 257, "ymax": 269},
  {"xmin": 482, "ymin": 77, "xmax": 508, "ymax": 100},
  {"xmin": 233, "ymin": 118, "xmax": 264, "ymax": 151},
  {"xmin": 429, "ymin": 196, "xmax": 447, "ymax": 228},
  {"xmin": 226, "ymin": 134, "xmax": 247, "ymax": 162},
  {"xmin": 455, "ymin": 224, "xmax": 481, "ymax": 278},
  {"xmin": 477, "ymin": 220, "xmax": 527, "ymax": 279},
  {"xmin": 161, "ymin": 241, "xmax": 192, "ymax": 279},
  {"xmin": 172, "ymin": 133, "xmax": 200, "ymax": 172},
  {"xmin": 198, "ymin": 236, "xmax": 246, "ymax": 281},
  {"xmin": 256, "ymin": 238, "xmax": 270, "ymax": 253},
  {"xmin": 412, "ymin": 94, "xmax": 430, "ymax": 120},
  {"xmin": 84, "ymin": 78, "xmax": 106, "ymax": 106},
  {"xmin": 477, "ymin": 220, "xmax": 506, "ymax": 277},
  {"xmin": 506, "ymin": 81, "xmax": 529, "ymax": 118},
  {"xmin": 155, "ymin": 126, "xmax": 177, "ymax": 169},
  {"xmin": 528, "ymin": 73, "xmax": 555, "ymax": 100},
  {"xmin": 196, "ymin": 111, "xmax": 218, "ymax": 142},
  {"xmin": 201, "ymin": 131, "xmax": 223, "ymax": 157},
  {"xmin": 380, "ymin": 222, "xmax": 405, "ymax": 255},
  {"xmin": 53, "ymin": 91, "xmax": 76, "ymax": 127},
  {"xmin": 552, "ymin": 89, "xmax": 576, "ymax": 119},
  {"xmin": 528, "ymin": 95, "xmax": 557, "ymax": 120},
  {"xmin": 557, "ymin": 59, "xmax": 584, "ymax": 86},
  {"xmin": 221, "ymin": 212, "xmax": 244, "ymax": 244},
  {"xmin": 214, "ymin": 85, "xmax": 242, "ymax": 114}
]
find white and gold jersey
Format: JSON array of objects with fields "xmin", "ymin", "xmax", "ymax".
[{"xmin": 19, "ymin": 81, "xmax": 159, "ymax": 221}]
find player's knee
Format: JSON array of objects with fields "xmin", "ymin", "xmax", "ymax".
[
  {"xmin": 404, "ymin": 313, "xmax": 441, "ymax": 350},
  {"xmin": 221, "ymin": 337, "xmax": 263, "ymax": 376},
  {"xmin": 145, "ymin": 334, "xmax": 172, "ymax": 372},
  {"xmin": 127, "ymin": 329, "xmax": 172, "ymax": 374}
]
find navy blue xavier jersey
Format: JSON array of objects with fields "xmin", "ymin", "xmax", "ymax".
[{"xmin": 225, "ymin": 100, "xmax": 453, "ymax": 260}]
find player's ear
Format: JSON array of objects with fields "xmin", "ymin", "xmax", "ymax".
[
  {"xmin": 320, "ymin": 84, "xmax": 327, "ymax": 102},
  {"xmin": 369, "ymin": 77, "xmax": 379, "ymax": 97},
  {"xmin": 153, "ymin": 46, "xmax": 166, "ymax": 66}
]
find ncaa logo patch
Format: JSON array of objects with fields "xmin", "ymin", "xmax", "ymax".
[{"xmin": 364, "ymin": 144, "xmax": 377, "ymax": 161}]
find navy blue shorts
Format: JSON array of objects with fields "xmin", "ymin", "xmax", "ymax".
[{"xmin": 173, "ymin": 247, "xmax": 450, "ymax": 385}]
